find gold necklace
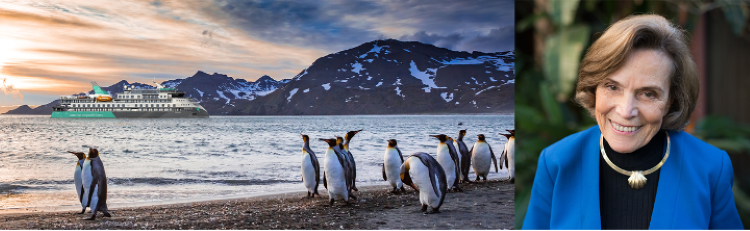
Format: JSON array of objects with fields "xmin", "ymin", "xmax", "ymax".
[{"xmin": 600, "ymin": 131, "xmax": 670, "ymax": 189}]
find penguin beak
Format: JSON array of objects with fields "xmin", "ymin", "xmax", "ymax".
[{"xmin": 429, "ymin": 135, "xmax": 439, "ymax": 138}]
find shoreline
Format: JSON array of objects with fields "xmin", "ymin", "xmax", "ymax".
[
  {"xmin": 0, "ymin": 175, "xmax": 508, "ymax": 215},
  {"xmin": 0, "ymin": 179, "xmax": 513, "ymax": 229}
]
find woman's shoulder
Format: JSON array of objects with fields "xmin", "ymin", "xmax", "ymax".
[
  {"xmin": 540, "ymin": 126, "xmax": 600, "ymax": 164},
  {"xmin": 670, "ymin": 130, "xmax": 731, "ymax": 170}
]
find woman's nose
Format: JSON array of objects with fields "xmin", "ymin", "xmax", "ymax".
[{"xmin": 616, "ymin": 94, "xmax": 638, "ymax": 119}]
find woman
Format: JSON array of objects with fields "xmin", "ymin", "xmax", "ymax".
[{"xmin": 523, "ymin": 15, "xmax": 743, "ymax": 229}]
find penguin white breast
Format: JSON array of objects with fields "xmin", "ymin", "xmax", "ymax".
[
  {"xmin": 506, "ymin": 138, "xmax": 515, "ymax": 177},
  {"xmin": 407, "ymin": 158, "xmax": 441, "ymax": 208},
  {"xmin": 81, "ymin": 160, "xmax": 94, "ymax": 189},
  {"xmin": 436, "ymin": 144, "xmax": 456, "ymax": 184},
  {"xmin": 453, "ymin": 141, "xmax": 463, "ymax": 161},
  {"xmin": 383, "ymin": 148, "xmax": 403, "ymax": 187},
  {"xmin": 74, "ymin": 164, "xmax": 83, "ymax": 199},
  {"xmin": 300, "ymin": 152, "xmax": 316, "ymax": 191},
  {"xmin": 323, "ymin": 149, "xmax": 347, "ymax": 199},
  {"xmin": 472, "ymin": 142, "xmax": 492, "ymax": 175}
]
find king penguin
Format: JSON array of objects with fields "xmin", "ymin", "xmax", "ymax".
[
  {"xmin": 81, "ymin": 148, "xmax": 111, "ymax": 220},
  {"xmin": 343, "ymin": 130, "xmax": 361, "ymax": 191},
  {"xmin": 454, "ymin": 130, "xmax": 472, "ymax": 183},
  {"xmin": 470, "ymin": 134, "xmax": 498, "ymax": 182},
  {"xmin": 445, "ymin": 137, "xmax": 463, "ymax": 191},
  {"xmin": 400, "ymin": 152, "xmax": 447, "ymax": 214},
  {"xmin": 67, "ymin": 151, "xmax": 86, "ymax": 212},
  {"xmin": 500, "ymin": 130, "xmax": 515, "ymax": 183},
  {"xmin": 430, "ymin": 134, "xmax": 461, "ymax": 192},
  {"xmin": 320, "ymin": 138, "xmax": 352, "ymax": 205},
  {"xmin": 382, "ymin": 139, "xmax": 406, "ymax": 193},
  {"xmin": 300, "ymin": 134, "xmax": 320, "ymax": 198}
]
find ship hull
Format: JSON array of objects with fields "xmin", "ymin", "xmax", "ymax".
[{"xmin": 52, "ymin": 110, "xmax": 209, "ymax": 118}]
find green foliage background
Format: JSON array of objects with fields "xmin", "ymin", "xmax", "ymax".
[{"xmin": 514, "ymin": 0, "xmax": 750, "ymax": 229}]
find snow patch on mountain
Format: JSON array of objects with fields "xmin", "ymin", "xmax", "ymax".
[
  {"xmin": 475, "ymin": 86, "xmax": 499, "ymax": 96},
  {"xmin": 409, "ymin": 61, "xmax": 442, "ymax": 93},
  {"xmin": 195, "ymin": 89, "xmax": 204, "ymax": 97},
  {"xmin": 440, "ymin": 92, "xmax": 453, "ymax": 102},
  {"xmin": 287, "ymin": 88, "xmax": 299, "ymax": 102},
  {"xmin": 322, "ymin": 83, "xmax": 331, "ymax": 91},
  {"xmin": 351, "ymin": 62, "xmax": 363, "ymax": 73},
  {"xmin": 216, "ymin": 90, "xmax": 230, "ymax": 104}
]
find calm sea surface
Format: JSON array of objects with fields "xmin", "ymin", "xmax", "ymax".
[{"xmin": 0, "ymin": 114, "xmax": 513, "ymax": 210}]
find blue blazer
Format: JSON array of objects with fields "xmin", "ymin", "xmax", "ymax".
[{"xmin": 523, "ymin": 126, "xmax": 743, "ymax": 229}]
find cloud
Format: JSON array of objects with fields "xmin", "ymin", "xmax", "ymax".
[
  {"xmin": 212, "ymin": 0, "xmax": 514, "ymax": 53},
  {"xmin": 0, "ymin": 8, "xmax": 102, "ymax": 29},
  {"xmin": 399, "ymin": 31, "xmax": 465, "ymax": 51},
  {"xmin": 399, "ymin": 26, "xmax": 514, "ymax": 53},
  {"xmin": 0, "ymin": 77, "xmax": 23, "ymax": 101},
  {"xmin": 456, "ymin": 26, "xmax": 515, "ymax": 52}
]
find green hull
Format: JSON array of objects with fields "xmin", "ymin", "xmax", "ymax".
[{"xmin": 51, "ymin": 111, "xmax": 116, "ymax": 118}]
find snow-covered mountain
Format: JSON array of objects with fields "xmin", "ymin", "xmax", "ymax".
[
  {"xmin": 5, "ymin": 39, "xmax": 514, "ymax": 115},
  {"xmin": 229, "ymin": 39, "xmax": 514, "ymax": 115}
]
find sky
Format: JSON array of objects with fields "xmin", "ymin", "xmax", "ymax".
[{"xmin": 0, "ymin": 0, "xmax": 514, "ymax": 106}]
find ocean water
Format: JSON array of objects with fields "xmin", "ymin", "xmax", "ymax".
[{"xmin": 0, "ymin": 114, "xmax": 513, "ymax": 210}]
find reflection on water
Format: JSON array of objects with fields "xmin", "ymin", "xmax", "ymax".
[{"xmin": 0, "ymin": 114, "xmax": 513, "ymax": 209}]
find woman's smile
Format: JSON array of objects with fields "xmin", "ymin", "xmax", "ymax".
[{"xmin": 609, "ymin": 119, "xmax": 641, "ymax": 134}]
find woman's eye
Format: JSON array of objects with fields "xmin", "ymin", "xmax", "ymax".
[
  {"xmin": 644, "ymin": 91, "xmax": 655, "ymax": 98},
  {"xmin": 607, "ymin": 85, "xmax": 617, "ymax": 91}
]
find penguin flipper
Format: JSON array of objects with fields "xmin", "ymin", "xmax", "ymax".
[
  {"xmin": 489, "ymin": 145, "xmax": 498, "ymax": 173},
  {"xmin": 396, "ymin": 147, "xmax": 404, "ymax": 163},
  {"xmin": 499, "ymin": 148, "xmax": 507, "ymax": 170},
  {"xmin": 79, "ymin": 185, "xmax": 85, "ymax": 203},
  {"xmin": 415, "ymin": 154, "xmax": 442, "ymax": 199},
  {"xmin": 323, "ymin": 171, "xmax": 328, "ymax": 189},
  {"xmin": 382, "ymin": 165, "xmax": 387, "ymax": 181},
  {"xmin": 309, "ymin": 153, "xmax": 321, "ymax": 195}
]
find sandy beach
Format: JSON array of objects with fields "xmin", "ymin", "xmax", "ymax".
[{"xmin": 0, "ymin": 179, "xmax": 513, "ymax": 229}]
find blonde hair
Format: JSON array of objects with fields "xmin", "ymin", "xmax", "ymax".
[{"xmin": 575, "ymin": 14, "xmax": 699, "ymax": 131}]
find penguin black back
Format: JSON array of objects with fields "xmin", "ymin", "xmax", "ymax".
[{"xmin": 409, "ymin": 153, "xmax": 447, "ymax": 208}]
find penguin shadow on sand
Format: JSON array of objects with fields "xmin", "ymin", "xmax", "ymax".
[{"xmin": 68, "ymin": 148, "xmax": 112, "ymax": 220}]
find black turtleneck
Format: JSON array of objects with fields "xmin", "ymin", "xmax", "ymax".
[{"xmin": 600, "ymin": 131, "xmax": 666, "ymax": 230}]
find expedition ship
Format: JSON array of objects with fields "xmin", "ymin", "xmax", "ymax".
[{"xmin": 52, "ymin": 81, "xmax": 209, "ymax": 118}]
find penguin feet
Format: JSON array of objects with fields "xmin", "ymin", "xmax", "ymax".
[
  {"xmin": 75, "ymin": 209, "xmax": 85, "ymax": 214},
  {"xmin": 329, "ymin": 199, "xmax": 335, "ymax": 206},
  {"xmin": 421, "ymin": 204, "xmax": 428, "ymax": 212},
  {"xmin": 103, "ymin": 211, "xmax": 112, "ymax": 217},
  {"xmin": 352, "ymin": 185, "xmax": 359, "ymax": 192},
  {"xmin": 451, "ymin": 187, "xmax": 464, "ymax": 192},
  {"xmin": 348, "ymin": 194, "xmax": 358, "ymax": 200},
  {"xmin": 83, "ymin": 215, "xmax": 96, "ymax": 220}
]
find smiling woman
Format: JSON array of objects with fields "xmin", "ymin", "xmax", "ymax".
[{"xmin": 522, "ymin": 14, "xmax": 744, "ymax": 229}]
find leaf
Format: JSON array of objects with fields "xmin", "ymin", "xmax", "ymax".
[
  {"xmin": 548, "ymin": 0, "xmax": 581, "ymax": 27},
  {"xmin": 517, "ymin": 13, "xmax": 546, "ymax": 32},
  {"xmin": 540, "ymin": 83, "xmax": 563, "ymax": 125},
  {"xmin": 543, "ymin": 24, "xmax": 590, "ymax": 102},
  {"xmin": 720, "ymin": 0, "xmax": 749, "ymax": 36}
]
